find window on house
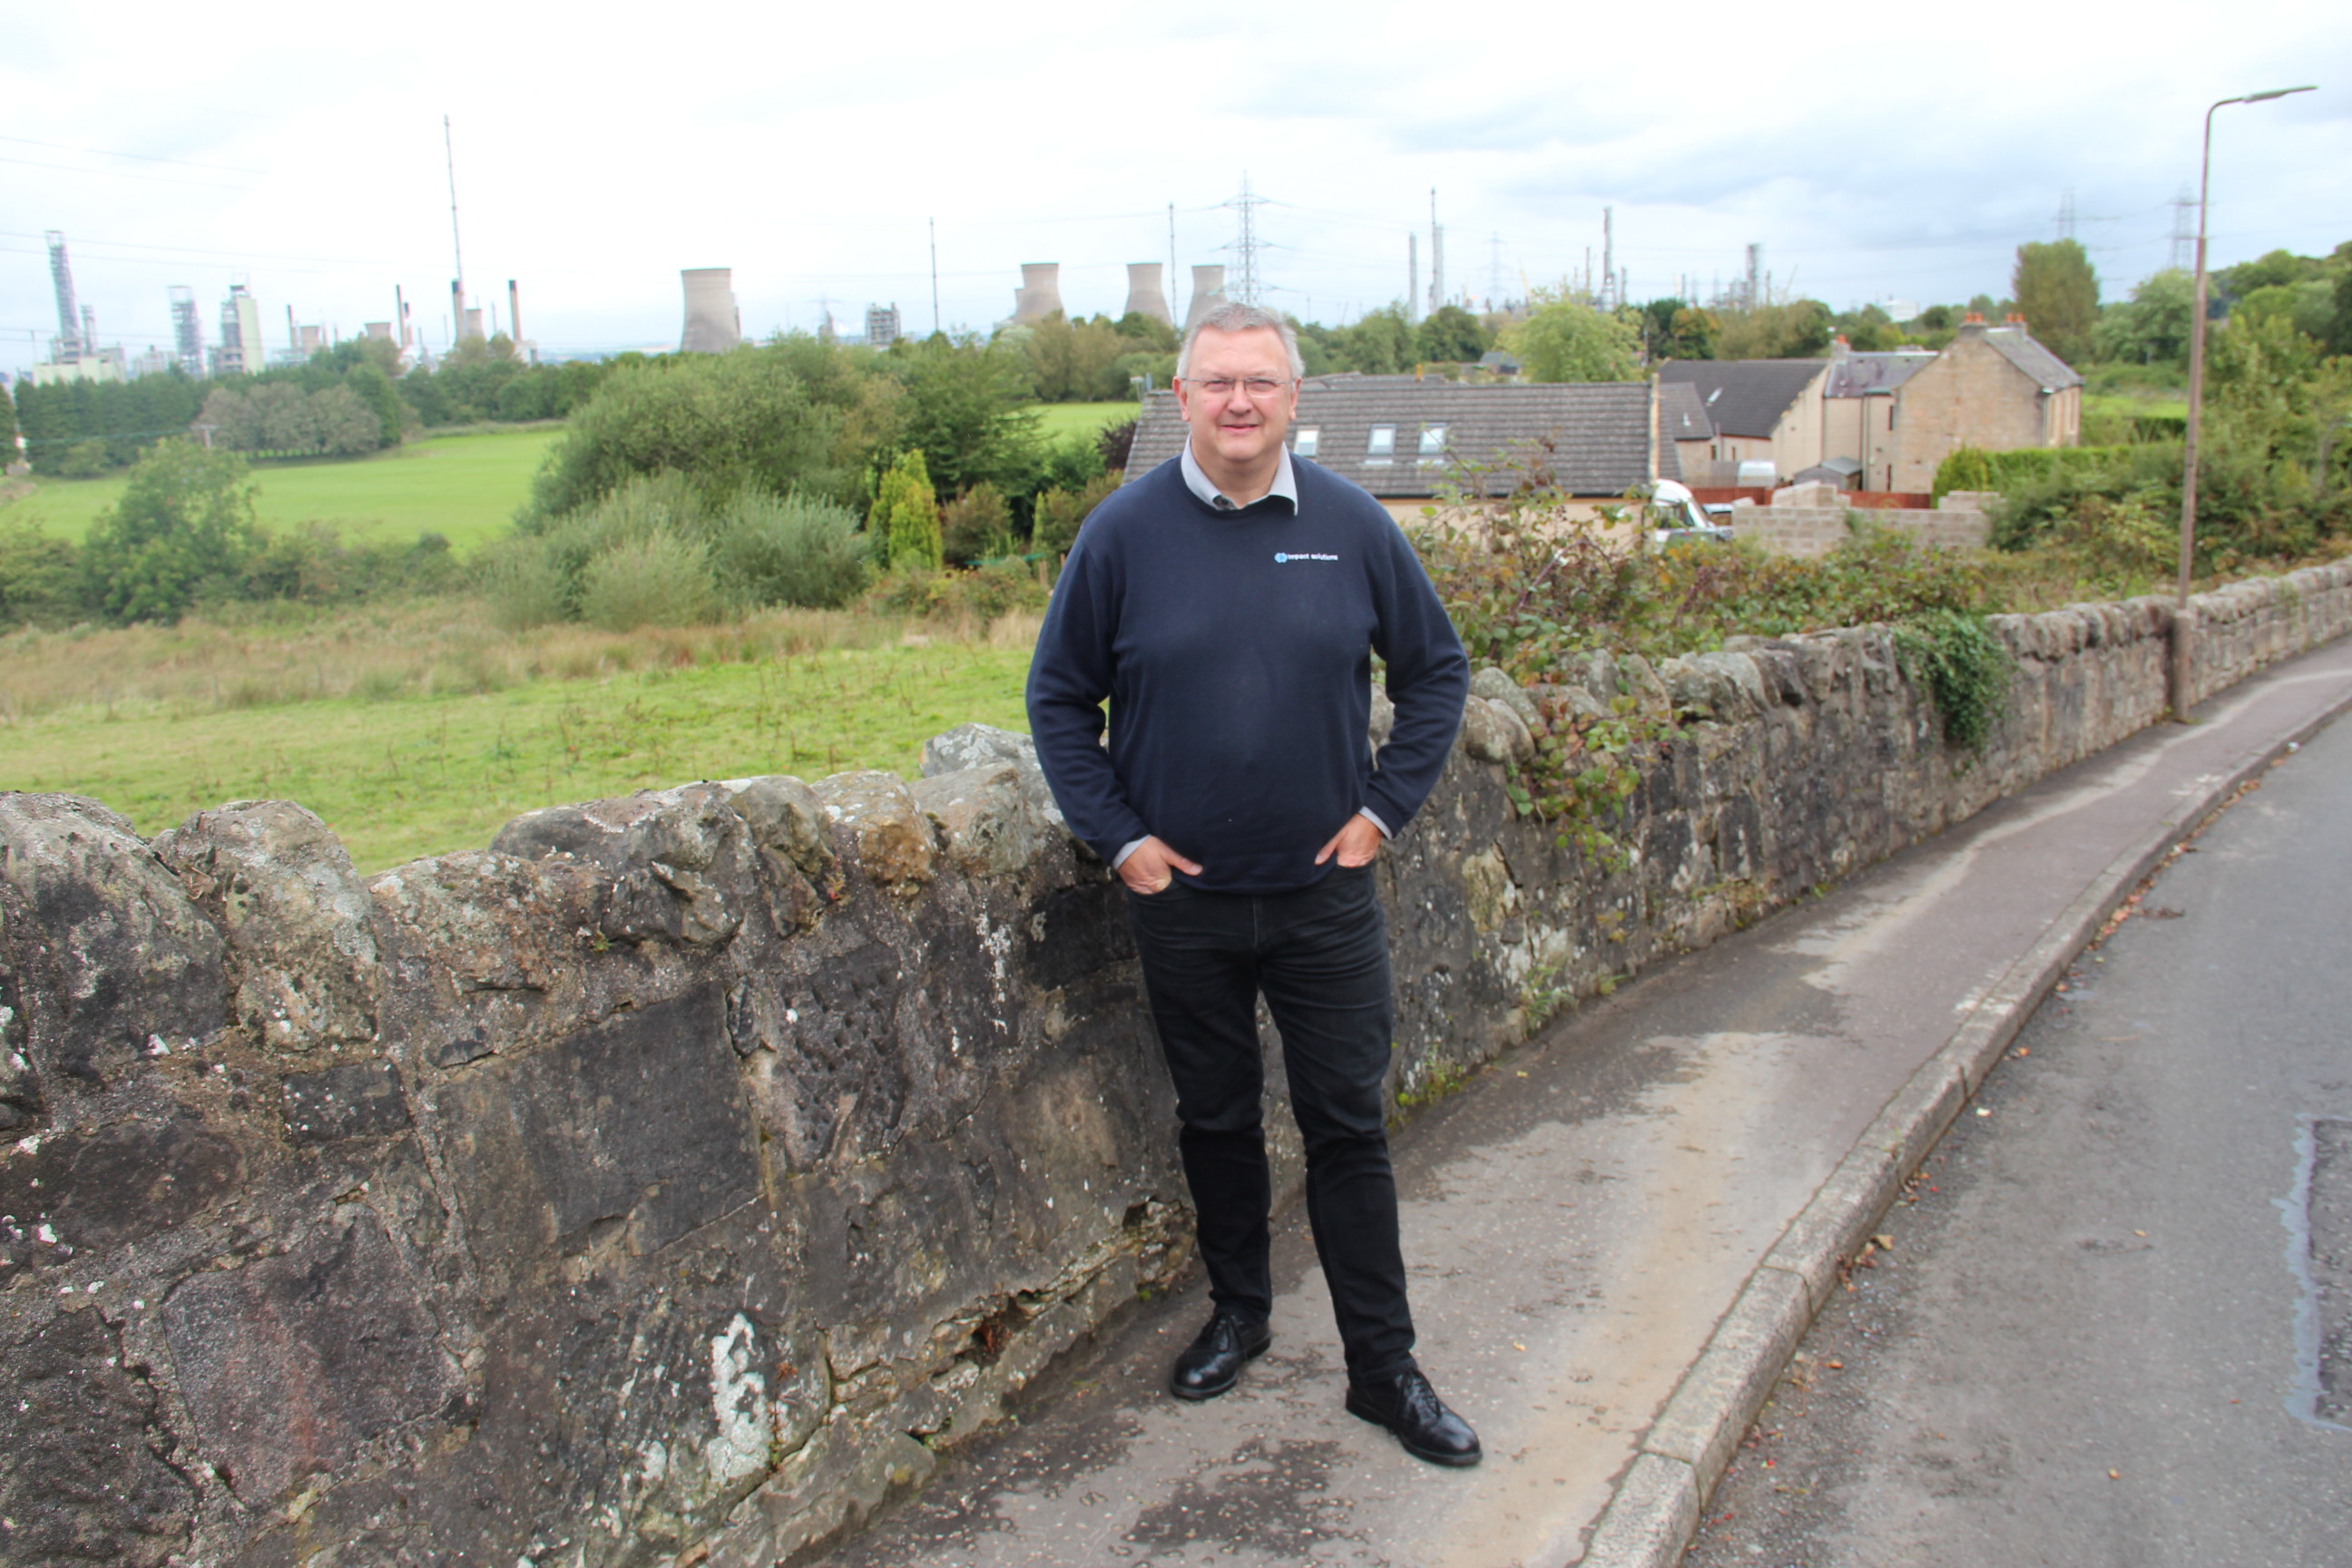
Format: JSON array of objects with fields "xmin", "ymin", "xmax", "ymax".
[
  {"xmin": 1418, "ymin": 424, "xmax": 1447, "ymax": 456},
  {"xmin": 1293, "ymin": 428, "xmax": 1319, "ymax": 457},
  {"xmin": 1366, "ymin": 425, "xmax": 1396, "ymax": 465}
]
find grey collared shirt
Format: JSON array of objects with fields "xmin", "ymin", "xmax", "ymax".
[
  {"xmin": 1180, "ymin": 437, "xmax": 1299, "ymax": 513},
  {"xmin": 1114, "ymin": 438, "xmax": 1388, "ymax": 870}
]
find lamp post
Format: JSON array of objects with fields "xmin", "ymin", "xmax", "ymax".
[{"xmin": 2173, "ymin": 83, "xmax": 2316, "ymax": 721}]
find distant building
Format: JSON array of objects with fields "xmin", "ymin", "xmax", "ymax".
[
  {"xmin": 1656, "ymin": 359, "xmax": 1833, "ymax": 488},
  {"xmin": 866, "ymin": 303, "xmax": 902, "ymax": 348},
  {"xmin": 680, "ymin": 268, "xmax": 740, "ymax": 353},
  {"xmin": 211, "ymin": 284, "xmax": 264, "ymax": 376},
  {"xmin": 1660, "ymin": 319, "xmax": 2081, "ymax": 493},
  {"xmin": 30, "ymin": 355, "xmax": 122, "ymax": 387},
  {"xmin": 1822, "ymin": 345, "xmax": 1936, "ymax": 493},
  {"xmin": 1880, "ymin": 316, "xmax": 2082, "ymax": 493}
]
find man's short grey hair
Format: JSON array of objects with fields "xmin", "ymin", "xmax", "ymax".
[{"xmin": 1177, "ymin": 303, "xmax": 1306, "ymax": 382}]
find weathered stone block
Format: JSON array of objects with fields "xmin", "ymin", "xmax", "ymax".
[
  {"xmin": 0, "ymin": 1117, "xmax": 243, "ymax": 1272},
  {"xmin": 161, "ymin": 1206, "xmax": 456, "ymax": 1506},
  {"xmin": 431, "ymin": 985, "xmax": 757, "ymax": 1262},
  {"xmin": 0, "ymin": 1306, "xmax": 194, "ymax": 1565},
  {"xmin": 1470, "ymin": 665, "xmax": 1542, "ymax": 730},
  {"xmin": 1458, "ymin": 696, "xmax": 1533, "ymax": 764},
  {"xmin": 909, "ymin": 765, "xmax": 1050, "ymax": 878},
  {"xmin": 0, "ymin": 793, "xmax": 228, "ymax": 1096},
  {"xmin": 723, "ymin": 773, "xmax": 836, "ymax": 879},
  {"xmin": 153, "ymin": 799, "xmax": 379, "ymax": 1053},
  {"xmin": 492, "ymin": 783, "xmax": 753, "ymax": 948},
  {"xmin": 281, "ymin": 1059, "xmax": 409, "ymax": 1145},
  {"xmin": 813, "ymin": 771, "xmax": 937, "ymax": 887}
]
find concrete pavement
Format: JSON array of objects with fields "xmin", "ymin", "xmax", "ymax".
[
  {"xmin": 1683, "ymin": 667, "xmax": 2352, "ymax": 1567},
  {"xmin": 812, "ymin": 632, "xmax": 2352, "ymax": 1568}
]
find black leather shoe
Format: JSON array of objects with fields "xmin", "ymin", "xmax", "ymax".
[
  {"xmin": 1170, "ymin": 1308, "xmax": 1272, "ymax": 1401},
  {"xmin": 1345, "ymin": 1367, "xmax": 1483, "ymax": 1466}
]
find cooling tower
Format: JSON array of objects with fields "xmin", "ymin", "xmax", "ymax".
[
  {"xmin": 681, "ymin": 268, "xmax": 740, "ymax": 353},
  {"xmin": 1183, "ymin": 265, "xmax": 1229, "ymax": 332},
  {"xmin": 1012, "ymin": 263, "xmax": 1064, "ymax": 326},
  {"xmin": 1122, "ymin": 262, "xmax": 1172, "ymax": 325}
]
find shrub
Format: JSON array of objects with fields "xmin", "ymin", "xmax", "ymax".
[
  {"xmin": 939, "ymin": 482, "xmax": 1014, "ymax": 564},
  {"xmin": 475, "ymin": 535, "xmax": 570, "ymax": 630},
  {"xmin": 1931, "ymin": 446, "xmax": 1994, "ymax": 502},
  {"xmin": 58, "ymin": 440, "xmax": 108, "ymax": 479},
  {"xmin": 1892, "ymin": 608, "xmax": 2014, "ymax": 751},
  {"xmin": 81, "ymin": 439, "xmax": 260, "ymax": 623},
  {"xmin": 1031, "ymin": 472, "xmax": 1122, "ymax": 558},
  {"xmin": 578, "ymin": 531, "xmax": 720, "ymax": 631},
  {"xmin": 527, "ymin": 349, "xmax": 850, "ymax": 520},
  {"xmin": 873, "ymin": 448, "xmax": 941, "ymax": 570},
  {"xmin": 709, "ymin": 491, "xmax": 873, "ymax": 609},
  {"xmin": 0, "ymin": 518, "xmax": 87, "ymax": 629},
  {"xmin": 863, "ymin": 559, "xmax": 1047, "ymax": 625}
]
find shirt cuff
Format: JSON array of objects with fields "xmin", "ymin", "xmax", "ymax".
[
  {"xmin": 1112, "ymin": 838, "xmax": 1149, "ymax": 867},
  {"xmin": 1357, "ymin": 808, "xmax": 1392, "ymax": 838}
]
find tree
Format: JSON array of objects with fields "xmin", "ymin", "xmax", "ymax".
[
  {"xmin": 2012, "ymin": 240, "xmax": 2100, "ymax": 366},
  {"xmin": 2329, "ymin": 261, "xmax": 2352, "ymax": 358},
  {"xmin": 2092, "ymin": 270, "xmax": 2195, "ymax": 367},
  {"xmin": 1500, "ymin": 291, "xmax": 1643, "ymax": 382},
  {"xmin": 311, "ymin": 386, "xmax": 381, "ymax": 455},
  {"xmin": 1416, "ymin": 305, "xmax": 1489, "ymax": 365},
  {"xmin": 873, "ymin": 448, "xmax": 941, "ymax": 570},
  {"xmin": 887, "ymin": 338, "xmax": 1041, "ymax": 500},
  {"xmin": 0, "ymin": 379, "xmax": 19, "ymax": 467},
  {"xmin": 528, "ymin": 348, "xmax": 850, "ymax": 519},
  {"xmin": 81, "ymin": 440, "xmax": 260, "ymax": 623},
  {"xmin": 1667, "ymin": 306, "xmax": 1720, "ymax": 359},
  {"xmin": 344, "ymin": 362, "xmax": 404, "ymax": 447},
  {"xmin": 1332, "ymin": 305, "xmax": 1416, "ymax": 375},
  {"xmin": 1716, "ymin": 300, "xmax": 1834, "ymax": 359}
]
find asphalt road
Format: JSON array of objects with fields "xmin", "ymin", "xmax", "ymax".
[{"xmin": 1682, "ymin": 714, "xmax": 2352, "ymax": 1568}]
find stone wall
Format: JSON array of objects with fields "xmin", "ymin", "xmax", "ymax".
[
  {"xmin": 5, "ymin": 562, "xmax": 2348, "ymax": 1567},
  {"xmin": 1729, "ymin": 481, "xmax": 1991, "ymax": 558}
]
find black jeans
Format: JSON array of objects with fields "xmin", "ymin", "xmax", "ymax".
[{"xmin": 1125, "ymin": 862, "xmax": 1416, "ymax": 1383}]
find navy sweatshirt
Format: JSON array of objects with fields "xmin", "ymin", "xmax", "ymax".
[{"xmin": 1025, "ymin": 453, "xmax": 1469, "ymax": 895}]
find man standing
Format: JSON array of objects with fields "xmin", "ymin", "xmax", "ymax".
[{"xmin": 1025, "ymin": 304, "xmax": 1477, "ymax": 1465}]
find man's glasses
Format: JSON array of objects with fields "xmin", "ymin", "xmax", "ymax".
[{"xmin": 1182, "ymin": 376, "xmax": 1290, "ymax": 399}]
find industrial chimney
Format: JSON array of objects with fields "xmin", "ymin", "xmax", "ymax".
[
  {"xmin": 1183, "ymin": 264, "xmax": 1229, "ymax": 332},
  {"xmin": 680, "ymin": 269, "xmax": 740, "ymax": 353},
  {"xmin": 1122, "ymin": 262, "xmax": 1172, "ymax": 326},
  {"xmin": 1011, "ymin": 263, "xmax": 1065, "ymax": 326}
]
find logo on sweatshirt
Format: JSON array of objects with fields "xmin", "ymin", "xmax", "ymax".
[{"xmin": 1273, "ymin": 552, "xmax": 1338, "ymax": 564}]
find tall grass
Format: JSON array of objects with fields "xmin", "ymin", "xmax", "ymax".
[{"xmin": 0, "ymin": 598, "xmax": 903, "ymax": 722}]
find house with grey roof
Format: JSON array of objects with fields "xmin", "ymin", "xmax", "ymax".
[
  {"xmin": 1878, "ymin": 315, "xmax": 2082, "ymax": 493},
  {"xmin": 1656, "ymin": 381, "xmax": 1713, "ymax": 485},
  {"xmin": 1124, "ymin": 375, "xmax": 1661, "ymax": 520},
  {"xmin": 1653, "ymin": 358, "xmax": 1833, "ymax": 487},
  {"xmin": 1822, "ymin": 346, "xmax": 1936, "ymax": 493}
]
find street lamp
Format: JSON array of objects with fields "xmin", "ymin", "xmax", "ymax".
[{"xmin": 2173, "ymin": 83, "xmax": 2317, "ymax": 721}]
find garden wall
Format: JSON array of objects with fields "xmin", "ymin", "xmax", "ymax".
[{"xmin": 4, "ymin": 561, "xmax": 2348, "ymax": 1568}]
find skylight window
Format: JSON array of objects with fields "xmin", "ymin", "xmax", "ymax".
[
  {"xmin": 1366, "ymin": 425, "xmax": 1396, "ymax": 465},
  {"xmin": 1418, "ymin": 425, "xmax": 1447, "ymax": 456},
  {"xmin": 1293, "ymin": 428, "xmax": 1319, "ymax": 457}
]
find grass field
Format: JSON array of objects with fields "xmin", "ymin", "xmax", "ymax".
[
  {"xmin": 1, "ymin": 613, "xmax": 1038, "ymax": 872},
  {"xmin": 1035, "ymin": 401, "xmax": 1142, "ymax": 441},
  {"xmin": 9, "ymin": 411, "xmax": 1136, "ymax": 552},
  {"xmin": 5, "ymin": 426, "xmax": 562, "ymax": 554}
]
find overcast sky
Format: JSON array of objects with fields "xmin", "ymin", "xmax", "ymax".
[{"xmin": 5, "ymin": 0, "xmax": 2347, "ymax": 375}]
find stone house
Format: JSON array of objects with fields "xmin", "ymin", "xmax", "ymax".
[
  {"xmin": 1125, "ymin": 374, "xmax": 1661, "ymax": 522},
  {"xmin": 1654, "ymin": 359, "xmax": 1833, "ymax": 487},
  {"xmin": 1821, "ymin": 346, "xmax": 1936, "ymax": 493},
  {"xmin": 1879, "ymin": 315, "xmax": 2082, "ymax": 493}
]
